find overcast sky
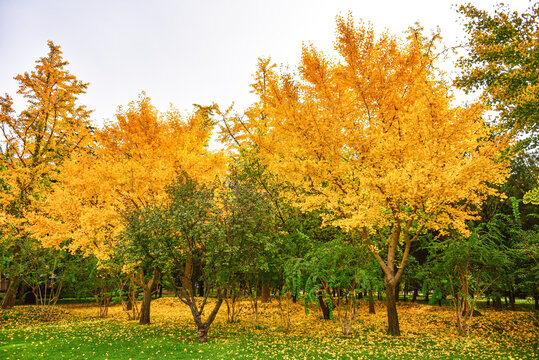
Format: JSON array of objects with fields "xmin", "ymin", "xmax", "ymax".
[{"xmin": 0, "ymin": 0, "xmax": 533, "ymax": 127}]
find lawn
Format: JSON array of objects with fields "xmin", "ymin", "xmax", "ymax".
[{"xmin": 0, "ymin": 298, "xmax": 537, "ymax": 359}]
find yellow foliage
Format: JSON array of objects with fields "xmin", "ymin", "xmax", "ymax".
[
  {"xmin": 29, "ymin": 95, "xmax": 225, "ymax": 259},
  {"xmin": 0, "ymin": 41, "xmax": 92, "ymax": 238},
  {"xmin": 243, "ymin": 15, "xmax": 510, "ymax": 239}
]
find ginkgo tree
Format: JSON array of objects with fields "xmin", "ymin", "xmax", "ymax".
[
  {"xmin": 0, "ymin": 41, "xmax": 92, "ymax": 308},
  {"xmin": 30, "ymin": 94, "xmax": 225, "ymax": 323},
  {"xmin": 239, "ymin": 16, "xmax": 511, "ymax": 336}
]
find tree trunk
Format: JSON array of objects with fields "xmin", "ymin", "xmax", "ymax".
[
  {"xmin": 425, "ymin": 290, "xmax": 429, "ymax": 303},
  {"xmin": 509, "ymin": 285, "xmax": 515, "ymax": 310},
  {"xmin": 261, "ymin": 282, "xmax": 271, "ymax": 303},
  {"xmin": 1, "ymin": 276, "xmax": 19, "ymax": 309},
  {"xmin": 368, "ymin": 289, "xmax": 376, "ymax": 314},
  {"xmin": 385, "ymin": 279, "xmax": 400, "ymax": 336},
  {"xmin": 17, "ymin": 283, "xmax": 26, "ymax": 305},
  {"xmin": 493, "ymin": 296, "xmax": 503, "ymax": 310},
  {"xmin": 403, "ymin": 283, "xmax": 407, "ymax": 302},
  {"xmin": 197, "ymin": 280, "xmax": 204, "ymax": 297},
  {"xmin": 139, "ymin": 270, "xmax": 159, "ymax": 325},
  {"xmin": 139, "ymin": 286, "xmax": 152, "ymax": 325},
  {"xmin": 318, "ymin": 294, "xmax": 331, "ymax": 319},
  {"xmin": 192, "ymin": 298, "xmax": 223, "ymax": 343},
  {"xmin": 412, "ymin": 288, "xmax": 418, "ymax": 303},
  {"xmin": 197, "ymin": 324, "xmax": 209, "ymax": 343},
  {"xmin": 535, "ymin": 291, "xmax": 538, "ymax": 311}
]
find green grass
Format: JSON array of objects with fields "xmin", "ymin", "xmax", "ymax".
[{"xmin": 0, "ymin": 303, "xmax": 537, "ymax": 360}]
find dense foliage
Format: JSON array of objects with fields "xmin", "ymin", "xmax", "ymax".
[{"xmin": 0, "ymin": 3, "xmax": 537, "ymax": 354}]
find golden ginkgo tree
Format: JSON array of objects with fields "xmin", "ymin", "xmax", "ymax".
[
  {"xmin": 240, "ymin": 16, "xmax": 511, "ymax": 336},
  {"xmin": 30, "ymin": 95, "xmax": 225, "ymax": 323},
  {"xmin": 0, "ymin": 41, "xmax": 92, "ymax": 308}
]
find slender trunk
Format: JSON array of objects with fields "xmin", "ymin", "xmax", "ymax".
[
  {"xmin": 425, "ymin": 291, "xmax": 429, "ymax": 303},
  {"xmin": 197, "ymin": 280, "xmax": 204, "ymax": 297},
  {"xmin": 385, "ymin": 278, "xmax": 400, "ymax": 336},
  {"xmin": 395, "ymin": 282, "xmax": 400, "ymax": 303},
  {"xmin": 412, "ymin": 288, "xmax": 418, "ymax": 303},
  {"xmin": 318, "ymin": 294, "xmax": 330, "ymax": 319},
  {"xmin": 509, "ymin": 285, "xmax": 515, "ymax": 310},
  {"xmin": 368, "ymin": 289, "xmax": 375, "ymax": 314},
  {"xmin": 403, "ymin": 283, "xmax": 407, "ymax": 302},
  {"xmin": 1, "ymin": 276, "xmax": 19, "ymax": 309}
]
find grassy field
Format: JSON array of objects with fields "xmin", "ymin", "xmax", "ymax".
[{"xmin": 0, "ymin": 297, "xmax": 537, "ymax": 359}]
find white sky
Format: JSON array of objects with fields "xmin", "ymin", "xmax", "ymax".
[{"xmin": 0, "ymin": 0, "xmax": 534, "ymax": 128}]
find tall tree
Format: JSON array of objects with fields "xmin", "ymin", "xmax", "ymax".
[
  {"xmin": 241, "ymin": 15, "xmax": 510, "ymax": 335},
  {"xmin": 0, "ymin": 41, "xmax": 92, "ymax": 308}
]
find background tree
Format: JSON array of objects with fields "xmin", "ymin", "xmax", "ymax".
[
  {"xmin": 0, "ymin": 41, "xmax": 92, "ymax": 308},
  {"xmin": 241, "ymin": 16, "xmax": 510, "ymax": 335},
  {"xmin": 455, "ymin": 2, "xmax": 538, "ymax": 148}
]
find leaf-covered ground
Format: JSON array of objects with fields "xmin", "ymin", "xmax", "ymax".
[{"xmin": 0, "ymin": 298, "xmax": 537, "ymax": 359}]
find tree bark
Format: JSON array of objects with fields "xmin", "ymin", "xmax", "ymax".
[
  {"xmin": 261, "ymin": 282, "xmax": 271, "ymax": 303},
  {"xmin": 139, "ymin": 287, "xmax": 152, "ymax": 325},
  {"xmin": 368, "ymin": 289, "xmax": 376, "ymax": 314},
  {"xmin": 193, "ymin": 298, "xmax": 223, "ymax": 343},
  {"xmin": 385, "ymin": 278, "xmax": 400, "ymax": 336},
  {"xmin": 1, "ymin": 275, "xmax": 19, "ymax": 309},
  {"xmin": 364, "ymin": 220, "xmax": 423, "ymax": 337},
  {"xmin": 139, "ymin": 270, "xmax": 159, "ymax": 325},
  {"xmin": 318, "ymin": 294, "xmax": 331, "ymax": 319}
]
